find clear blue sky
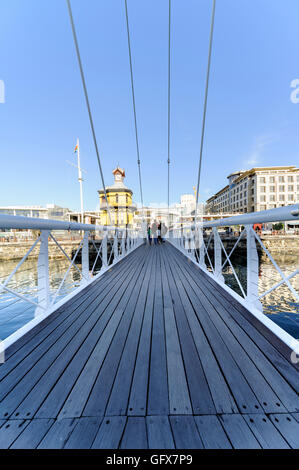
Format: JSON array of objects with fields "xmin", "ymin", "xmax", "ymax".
[{"xmin": 0, "ymin": 0, "xmax": 299, "ymax": 211}]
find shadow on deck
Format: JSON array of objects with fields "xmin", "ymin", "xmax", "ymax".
[{"xmin": 0, "ymin": 243, "xmax": 298, "ymax": 449}]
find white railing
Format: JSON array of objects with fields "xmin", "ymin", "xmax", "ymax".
[
  {"xmin": 0, "ymin": 214, "xmax": 143, "ymax": 341},
  {"xmin": 169, "ymin": 205, "xmax": 299, "ymax": 346}
]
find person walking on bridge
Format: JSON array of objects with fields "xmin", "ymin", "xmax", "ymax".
[
  {"xmin": 147, "ymin": 225, "xmax": 152, "ymax": 245},
  {"xmin": 151, "ymin": 221, "xmax": 158, "ymax": 245}
]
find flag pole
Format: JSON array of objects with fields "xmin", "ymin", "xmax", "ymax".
[{"xmin": 76, "ymin": 138, "xmax": 84, "ymax": 224}]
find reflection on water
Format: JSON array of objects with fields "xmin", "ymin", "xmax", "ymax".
[
  {"xmin": 0, "ymin": 259, "xmax": 82, "ymax": 340},
  {"xmin": 223, "ymin": 253, "xmax": 299, "ymax": 339}
]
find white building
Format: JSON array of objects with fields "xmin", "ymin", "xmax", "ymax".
[{"xmin": 206, "ymin": 166, "xmax": 299, "ymax": 214}]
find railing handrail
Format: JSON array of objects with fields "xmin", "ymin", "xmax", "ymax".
[
  {"xmin": 168, "ymin": 205, "xmax": 299, "ymax": 232},
  {"xmin": 0, "ymin": 214, "xmax": 138, "ymax": 232},
  {"xmin": 200, "ymin": 205, "xmax": 299, "ymax": 228}
]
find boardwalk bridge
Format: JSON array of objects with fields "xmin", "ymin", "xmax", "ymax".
[{"xmin": 0, "ymin": 206, "xmax": 298, "ymax": 449}]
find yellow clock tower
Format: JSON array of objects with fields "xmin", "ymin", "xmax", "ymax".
[{"xmin": 98, "ymin": 167, "xmax": 135, "ymax": 227}]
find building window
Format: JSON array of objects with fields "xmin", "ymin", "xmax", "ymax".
[
  {"xmin": 260, "ymin": 186, "xmax": 266, "ymax": 193},
  {"xmin": 288, "ymin": 185, "xmax": 294, "ymax": 191},
  {"xmin": 288, "ymin": 176, "xmax": 294, "ymax": 182},
  {"xmin": 270, "ymin": 177, "xmax": 275, "ymax": 183},
  {"xmin": 279, "ymin": 194, "xmax": 285, "ymax": 201},
  {"xmin": 270, "ymin": 195, "xmax": 275, "ymax": 201},
  {"xmin": 260, "ymin": 195, "xmax": 266, "ymax": 202},
  {"xmin": 260, "ymin": 205, "xmax": 266, "ymax": 210},
  {"xmin": 279, "ymin": 185, "xmax": 285, "ymax": 192},
  {"xmin": 270, "ymin": 186, "xmax": 275, "ymax": 192},
  {"xmin": 260, "ymin": 177, "xmax": 266, "ymax": 183},
  {"xmin": 279, "ymin": 176, "xmax": 285, "ymax": 183},
  {"xmin": 288, "ymin": 194, "xmax": 294, "ymax": 201}
]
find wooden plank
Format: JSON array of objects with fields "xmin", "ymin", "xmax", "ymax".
[
  {"xmin": 10, "ymin": 250, "xmax": 146, "ymax": 420},
  {"xmin": 147, "ymin": 248, "xmax": 169, "ymax": 415},
  {"xmin": 105, "ymin": 251, "xmax": 155, "ymax": 415},
  {"xmin": 174, "ymin": 245, "xmax": 299, "ymax": 411},
  {"xmin": 10, "ymin": 418, "xmax": 54, "ymax": 449},
  {"xmin": 4, "ymin": 246, "xmax": 142, "ymax": 361},
  {"xmin": 120, "ymin": 417, "xmax": 148, "ymax": 449},
  {"xmin": 173, "ymin": 245, "xmax": 299, "ymax": 387},
  {"xmin": 57, "ymin": 251, "xmax": 148, "ymax": 419},
  {"xmin": 269, "ymin": 413, "xmax": 299, "ymax": 449},
  {"xmin": 0, "ymin": 419, "xmax": 30, "ymax": 449},
  {"xmin": 91, "ymin": 416, "xmax": 127, "ymax": 449},
  {"xmin": 37, "ymin": 418, "xmax": 78, "ymax": 449},
  {"xmin": 243, "ymin": 414, "xmax": 290, "ymax": 449},
  {"xmin": 194, "ymin": 415, "xmax": 232, "ymax": 449},
  {"xmin": 82, "ymin": 250, "xmax": 152, "ymax": 417},
  {"xmin": 35, "ymin": 251, "xmax": 148, "ymax": 419},
  {"xmin": 168, "ymin": 246, "xmax": 267, "ymax": 413},
  {"xmin": 165, "ymin": 261, "xmax": 237, "ymax": 415},
  {"xmin": 174, "ymin": 253, "xmax": 287, "ymax": 415},
  {"xmin": 3, "ymin": 244, "xmax": 140, "ymax": 372},
  {"xmin": 159, "ymin": 253, "xmax": 192, "ymax": 414},
  {"xmin": 219, "ymin": 414, "xmax": 261, "ymax": 449},
  {"xmin": 0, "ymin": 249, "xmax": 141, "ymax": 413},
  {"xmin": 163, "ymin": 246, "xmax": 238, "ymax": 414},
  {"xmin": 161, "ymin": 249, "xmax": 216, "ymax": 415},
  {"xmin": 146, "ymin": 416, "xmax": 175, "ymax": 449},
  {"xmin": 170, "ymin": 416, "xmax": 203, "ymax": 449},
  {"xmin": 127, "ymin": 250, "xmax": 157, "ymax": 416},
  {"xmin": 64, "ymin": 417, "xmax": 102, "ymax": 449}
]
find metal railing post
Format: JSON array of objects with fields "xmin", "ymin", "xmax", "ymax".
[
  {"xmin": 213, "ymin": 227, "xmax": 224, "ymax": 282},
  {"xmin": 36, "ymin": 230, "xmax": 50, "ymax": 315},
  {"xmin": 126, "ymin": 232, "xmax": 130, "ymax": 253},
  {"xmin": 113, "ymin": 230, "xmax": 118, "ymax": 262},
  {"xmin": 246, "ymin": 225, "xmax": 263, "ymax": 311},
  {"xmin": 198, "ymin": 227, "xmax": 205, "ymax": 268},
  {"xmin": 102, "ymin": 233, "xmax": 108, "ymax": 268},
  {"xmin": 121, "ymin": 231, "xmax": 126, "ymax": 256},
  {"xmin": 81, "ymin": 231, "xmax": 90, "ymax": 282}
]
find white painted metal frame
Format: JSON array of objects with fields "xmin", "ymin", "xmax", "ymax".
[
  {"xmin": 169, "ymin": 204, "xmax": 299, "ymax": 349},
  {"xmin": 0, "ymin": 214, "xmax": 143, "ymax": 348}
]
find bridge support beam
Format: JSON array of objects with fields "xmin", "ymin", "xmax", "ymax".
[
  {"xmin": 213, "ymin": 228, "xmax": 224, "ymax": 283},
  {"xmin": 198, "ymin": 228, "xmax": 206, "ymax": 269},
  {"xmin": 81, "ymin": 231, "xmax": 90, "ymax": 283},
  {"xmin": 102, "ymin": 234, "xmax": 108, "ymax": 268},
  {"xmin": 246, "ymin": 225, "xmax": 263, "ymax": 311},
  {"xmin": 36, "ymin": 230, "xmax": 50, "ymax": 316},
  {"xmin": 113, "ymin": 231, "xmax": 119, "ymax": 262}
]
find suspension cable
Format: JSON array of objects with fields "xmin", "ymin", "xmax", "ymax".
[
  {"xmin": 124, "ymin": 0, "xmax": 145, "ymax": 221},
  {"xmin": 195, "ymin": 0, "xmax": 216, "ymax": 225},
  {"xmin": 66, "ymin": 0, "xmax": 112, "ymax": 225},
  {"xmin": 167, "ymin": 0, "xmax": 171, "ymax": 224}
]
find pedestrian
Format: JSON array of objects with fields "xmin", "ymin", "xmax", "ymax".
[
  {"xmin": 157, "ymin": 223, "xmax": 162, "ymax": 244},
  {"xmin": 147, "ymin": 225, "xmax": 152, "ymax": 245},
  {"xmin": 151, "ymin": 221, "xmax": 158, "ymax": 245},
  {"xmin": 161, "ymin": 222, "xmax": 167, "ymax": 243}
]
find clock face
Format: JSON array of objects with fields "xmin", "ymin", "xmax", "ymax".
[{"xmin": 115, "ymin": 173, "xmax": 122, "ymax": 181}]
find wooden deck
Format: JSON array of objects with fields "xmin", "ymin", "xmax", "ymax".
[{"xmin": 0, "ymin": 243, "xmax": 298, "ymax": 449}]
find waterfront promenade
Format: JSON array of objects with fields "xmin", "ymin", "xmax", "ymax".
[{"xmin": 0, "ymin": 243, "xmax": 298, "ymax": 449}]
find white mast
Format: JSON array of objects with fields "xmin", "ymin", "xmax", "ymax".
[{"xmin": 76, "ymin": 138, "xmax": 84, "ymax": 224}]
